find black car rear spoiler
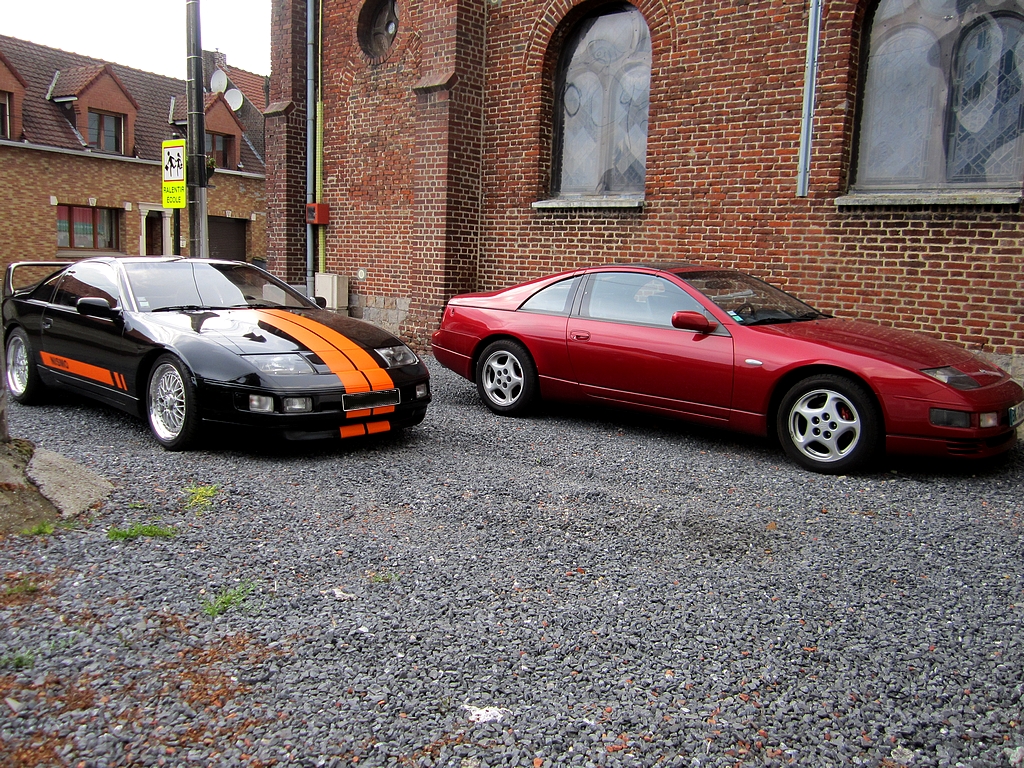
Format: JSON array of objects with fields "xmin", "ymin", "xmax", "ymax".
[{"xmin": 3, "ymin": 261, "xmax": 72, "ymax": 300}]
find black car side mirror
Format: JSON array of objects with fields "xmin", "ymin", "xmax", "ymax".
[
  {"xmin": 671, "ymin": 310, "xmax": 718, "ymax": 334},
  {"xmin": 77, "ymin": 297, "xmax": 120, "ymax": 319},
  {"xmin": 313, "ymin": 296, "xmax": 328, "ymax": 308}
]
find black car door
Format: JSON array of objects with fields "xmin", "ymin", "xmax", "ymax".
[{"xmin": 38, "ymin": 262, "xmax": 138, "ymax": 409}]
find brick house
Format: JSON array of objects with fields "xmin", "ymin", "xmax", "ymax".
[
  {"xmin": 0, "ymin": 35, "xmax": 267, "ymax": 269},
  {"xmin": 268, "ymin": 0, "xmax": 1024, "ymax": 380}
]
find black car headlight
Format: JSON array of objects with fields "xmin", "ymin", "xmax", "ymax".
[
  {"xmin": 244, "ymin": 354, "xmax": 315, "ymax": 375},
  {"xmin": 375, "ymin": 344, "xmax": 419, "ymax": 368},
  {"xmin": 922, "ymin": 366, "xmax": 980, "ymax": 390}
]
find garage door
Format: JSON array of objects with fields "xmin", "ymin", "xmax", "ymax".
[{"xmin": 208, "ymin": 216, "xmax": 247, "ymax": 261}]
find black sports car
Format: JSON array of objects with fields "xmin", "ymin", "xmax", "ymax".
[{"xmin": 2, "ymin": 257, "xmax": 431, "ymax": 449}]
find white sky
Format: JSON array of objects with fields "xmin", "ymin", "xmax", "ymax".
[{"xmin": 3, "ymin": 0, "xmax": 271, "ymax": 79}]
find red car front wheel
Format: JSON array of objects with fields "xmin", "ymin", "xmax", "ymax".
[{"xmin": 777, "ymin": 374, "xmax": 880, "ymax": 473}]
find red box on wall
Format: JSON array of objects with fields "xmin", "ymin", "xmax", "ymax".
[{"xmin": 305, "ymin": 203, "xmax": 330, "ymax": 225}]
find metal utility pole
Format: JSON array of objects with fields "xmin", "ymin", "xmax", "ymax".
[{"xmin": 186, "ymin": 0, "xmax": 209, "ymax": 257}]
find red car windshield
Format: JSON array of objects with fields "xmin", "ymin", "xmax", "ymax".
[{"xmin": 679, "ymin": 270, "xmax": 825, "ymax": 326}]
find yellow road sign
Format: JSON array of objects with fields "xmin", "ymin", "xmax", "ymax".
[{"xmin": 161, "ymin": 139, "xmax": 187, "ymax": 209}]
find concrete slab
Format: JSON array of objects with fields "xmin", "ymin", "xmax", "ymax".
[{"xmin": 26, "ymin": 448, "xmax": 113, "ymax": 518}]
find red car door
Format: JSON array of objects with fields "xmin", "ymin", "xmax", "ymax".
[{"xmin": 566, "ymin": 271, "xmax": 735, "ymax": 422}]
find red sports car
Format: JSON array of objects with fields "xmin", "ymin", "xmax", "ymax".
[{"xmin": 431, "ymin": 264, "xmax": 1023, "ymax": 473}]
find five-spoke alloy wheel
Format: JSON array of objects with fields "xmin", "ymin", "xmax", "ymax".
[
  {"xmin": 476, "ymin": 340, "xmax": 538, "ymax": 416},
  {"xmin": 777, "ymin": 374, "xmax": 879, "ymax": 473}
]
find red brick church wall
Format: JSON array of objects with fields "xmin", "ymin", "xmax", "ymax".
[{"xmin": 270, "ymin": 0, "xmax": 1024, "ymax": 374}]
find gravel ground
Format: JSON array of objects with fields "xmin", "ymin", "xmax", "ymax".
[{"xmin": 2, "ymin": 359, "xmax": 1023, "ymax": 768}]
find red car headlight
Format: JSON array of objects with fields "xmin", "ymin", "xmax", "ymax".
[{"xmin": 922, "ymin": 367, "xmax": 980, "ymax": 390}]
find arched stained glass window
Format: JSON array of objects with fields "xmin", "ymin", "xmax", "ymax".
[
  {"xmin": 948, "ymin": 15, "xmax": 1024, "ymax": 183},
  {"xmin": 553, "ymin": 5, "xmax": 651, "ymax": 197},
  {"xmin": 854, "ymin": 0, "xmax": 1024, "ymax": 191},
  {"xmin": 857, "ymin": 27, "xmax": 944, "ymax": 185}
]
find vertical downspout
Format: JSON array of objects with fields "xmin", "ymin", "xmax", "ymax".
[
  {"xmin": 797, "ymin": 0, "xmax": 824, "ymax": 197},
  {"xmin": 317, "ymin": 0, "xmax": 326, "ymax": 274},
  {"xmin": 305, "ymin": 0, "xmax": 316, "ymax": 296}
]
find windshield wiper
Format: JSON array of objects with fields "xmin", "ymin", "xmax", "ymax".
[
  {"xmin": 745, "ymin": 311, "xmax": 825, "ymax": 326},
  {"xmin": 151, "ymin": 305, "xmax": 209, "ymax": 312}
]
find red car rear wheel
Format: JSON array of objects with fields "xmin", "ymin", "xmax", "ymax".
[{"xmin": 476, "ymin": 340, "xmax": 538, "ymax": 416}]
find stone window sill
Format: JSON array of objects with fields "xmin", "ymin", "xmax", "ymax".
[
  {"xmin": 532, "ymin": 194, "xmax": 645, "ymax": 210},
  {"xmin": 836, "ymin": 191, "xmax": 1022, "ymax": 207}
]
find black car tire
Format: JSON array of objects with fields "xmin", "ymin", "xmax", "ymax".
[
  {"xmin": 476, "ymin": 339, "xmax": 538, "ymax": 416},
  {"xmin": 147, "ymin": 354, "xmax": 201, "ymax": 450},
  {"xmin": 5, "ymin": 328, "xmax": 45, "ymax": 405},
  {"xmin": 777, "ymin": 374, "xmax": 880, "ymax": 474}
]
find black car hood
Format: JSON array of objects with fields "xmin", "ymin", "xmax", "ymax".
[{"xmin": 141, "ymin": 307, "xmax": 400, "ymax": 356}]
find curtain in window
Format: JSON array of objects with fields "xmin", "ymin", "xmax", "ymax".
[{"xmin": 72, "ymin": 207, "xmax": 94, "ymax": 249}]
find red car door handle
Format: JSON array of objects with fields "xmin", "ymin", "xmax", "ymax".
[{"xmin": 569, "ymin": 330, "xmax": 591, "ymax": 341}]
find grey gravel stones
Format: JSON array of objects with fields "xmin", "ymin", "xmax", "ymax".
[{"xmin": 2, "ymin": 360, "xmax": 1023, "ymax": 767}]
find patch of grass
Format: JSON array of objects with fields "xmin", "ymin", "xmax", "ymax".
[
  {"xmin": 21, "ymin": 521, "xmax": 54, "ymax": 536},
  {"xmin": 108, "ymin": 523, "xmax": 177, "ymax": 541},
  {"xmin": 201, "ymin": 581, "xmax": 255, "ymax": 618},
  {"xmin": 0, "ymin": 651, "xmax": 35, "ymax": 670},
  {"xmin": 184, "ymin": 483, "xmax": 220, "ymax": 515},
  {"xmin": 48, "ymin": 632, "xmax": 81, "ymax": 653},
  {"xmin": 3, "ymin": 576, "xmax": 39, "ymax": 597},
  {"xmin": 368, "ymin": 571, "xmax": 400, "ymax": 584}
]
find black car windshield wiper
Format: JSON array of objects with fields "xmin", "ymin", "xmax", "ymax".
[
  {"xmin": 745, "ymin": 311, "xmax": 825, "ymax": 327},
  {"xmin": 150, "ymin": 304, "xmax": 210, "ymax": 312}
]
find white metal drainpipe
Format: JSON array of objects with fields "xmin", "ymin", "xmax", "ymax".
[
  {"xmin": 798, "ymin": 0, "xmax": 824, "ymax": 198},
  {"xmin": 305, "ymin": 0, "xmax": 316, "ymax": 297}
]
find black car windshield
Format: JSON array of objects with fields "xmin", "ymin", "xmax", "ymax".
[
  {"xmin": 123, "ymin": 262, "xmax": 315, "ymax": 312},
  {"xmin": 679, "ymin": 270, "xmax": 824, "ymax": 326}
]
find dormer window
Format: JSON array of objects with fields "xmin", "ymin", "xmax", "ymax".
[
  {"xmin": 88, "ymin": 110, "xmax": 123, "ymax": 153},
  {"xmin": 0, "ymin": 92, "xmax": 10, "ymax": 139}
]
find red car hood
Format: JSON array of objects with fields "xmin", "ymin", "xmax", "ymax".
[{"xmin": 763, "ymin": 318, "xmax": 1006, "ymax": 381}]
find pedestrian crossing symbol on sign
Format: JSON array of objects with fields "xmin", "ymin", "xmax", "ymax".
[{"xmin": 161, "ymin": 139, "xmax": 187, "ymax": 209}]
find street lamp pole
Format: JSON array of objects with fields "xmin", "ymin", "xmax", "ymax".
[{"xmin": 186, "ymin": 0, "xmax": 209, "ymax": 258}]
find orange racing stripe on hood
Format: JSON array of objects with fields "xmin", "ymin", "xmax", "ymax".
[{"xmin": 253, "ymin": 310, "xmax": 395, "ymax": 392}]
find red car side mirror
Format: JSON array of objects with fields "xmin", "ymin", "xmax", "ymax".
[{"xmin": 671, "ymin": 311, "xmax": 718, "ymax": 334}]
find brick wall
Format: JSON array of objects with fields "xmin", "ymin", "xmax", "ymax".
[
  {"xmin": 271, "ymin": 0, "xmax": 1024, "ymax": 377},
  {"xmin": 0, "ymin": 144, "xmax": 265, "ymax": 266},
  {"xmin": 266, "ymin": 0, "xmax": 310, "ymax": 285}
]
